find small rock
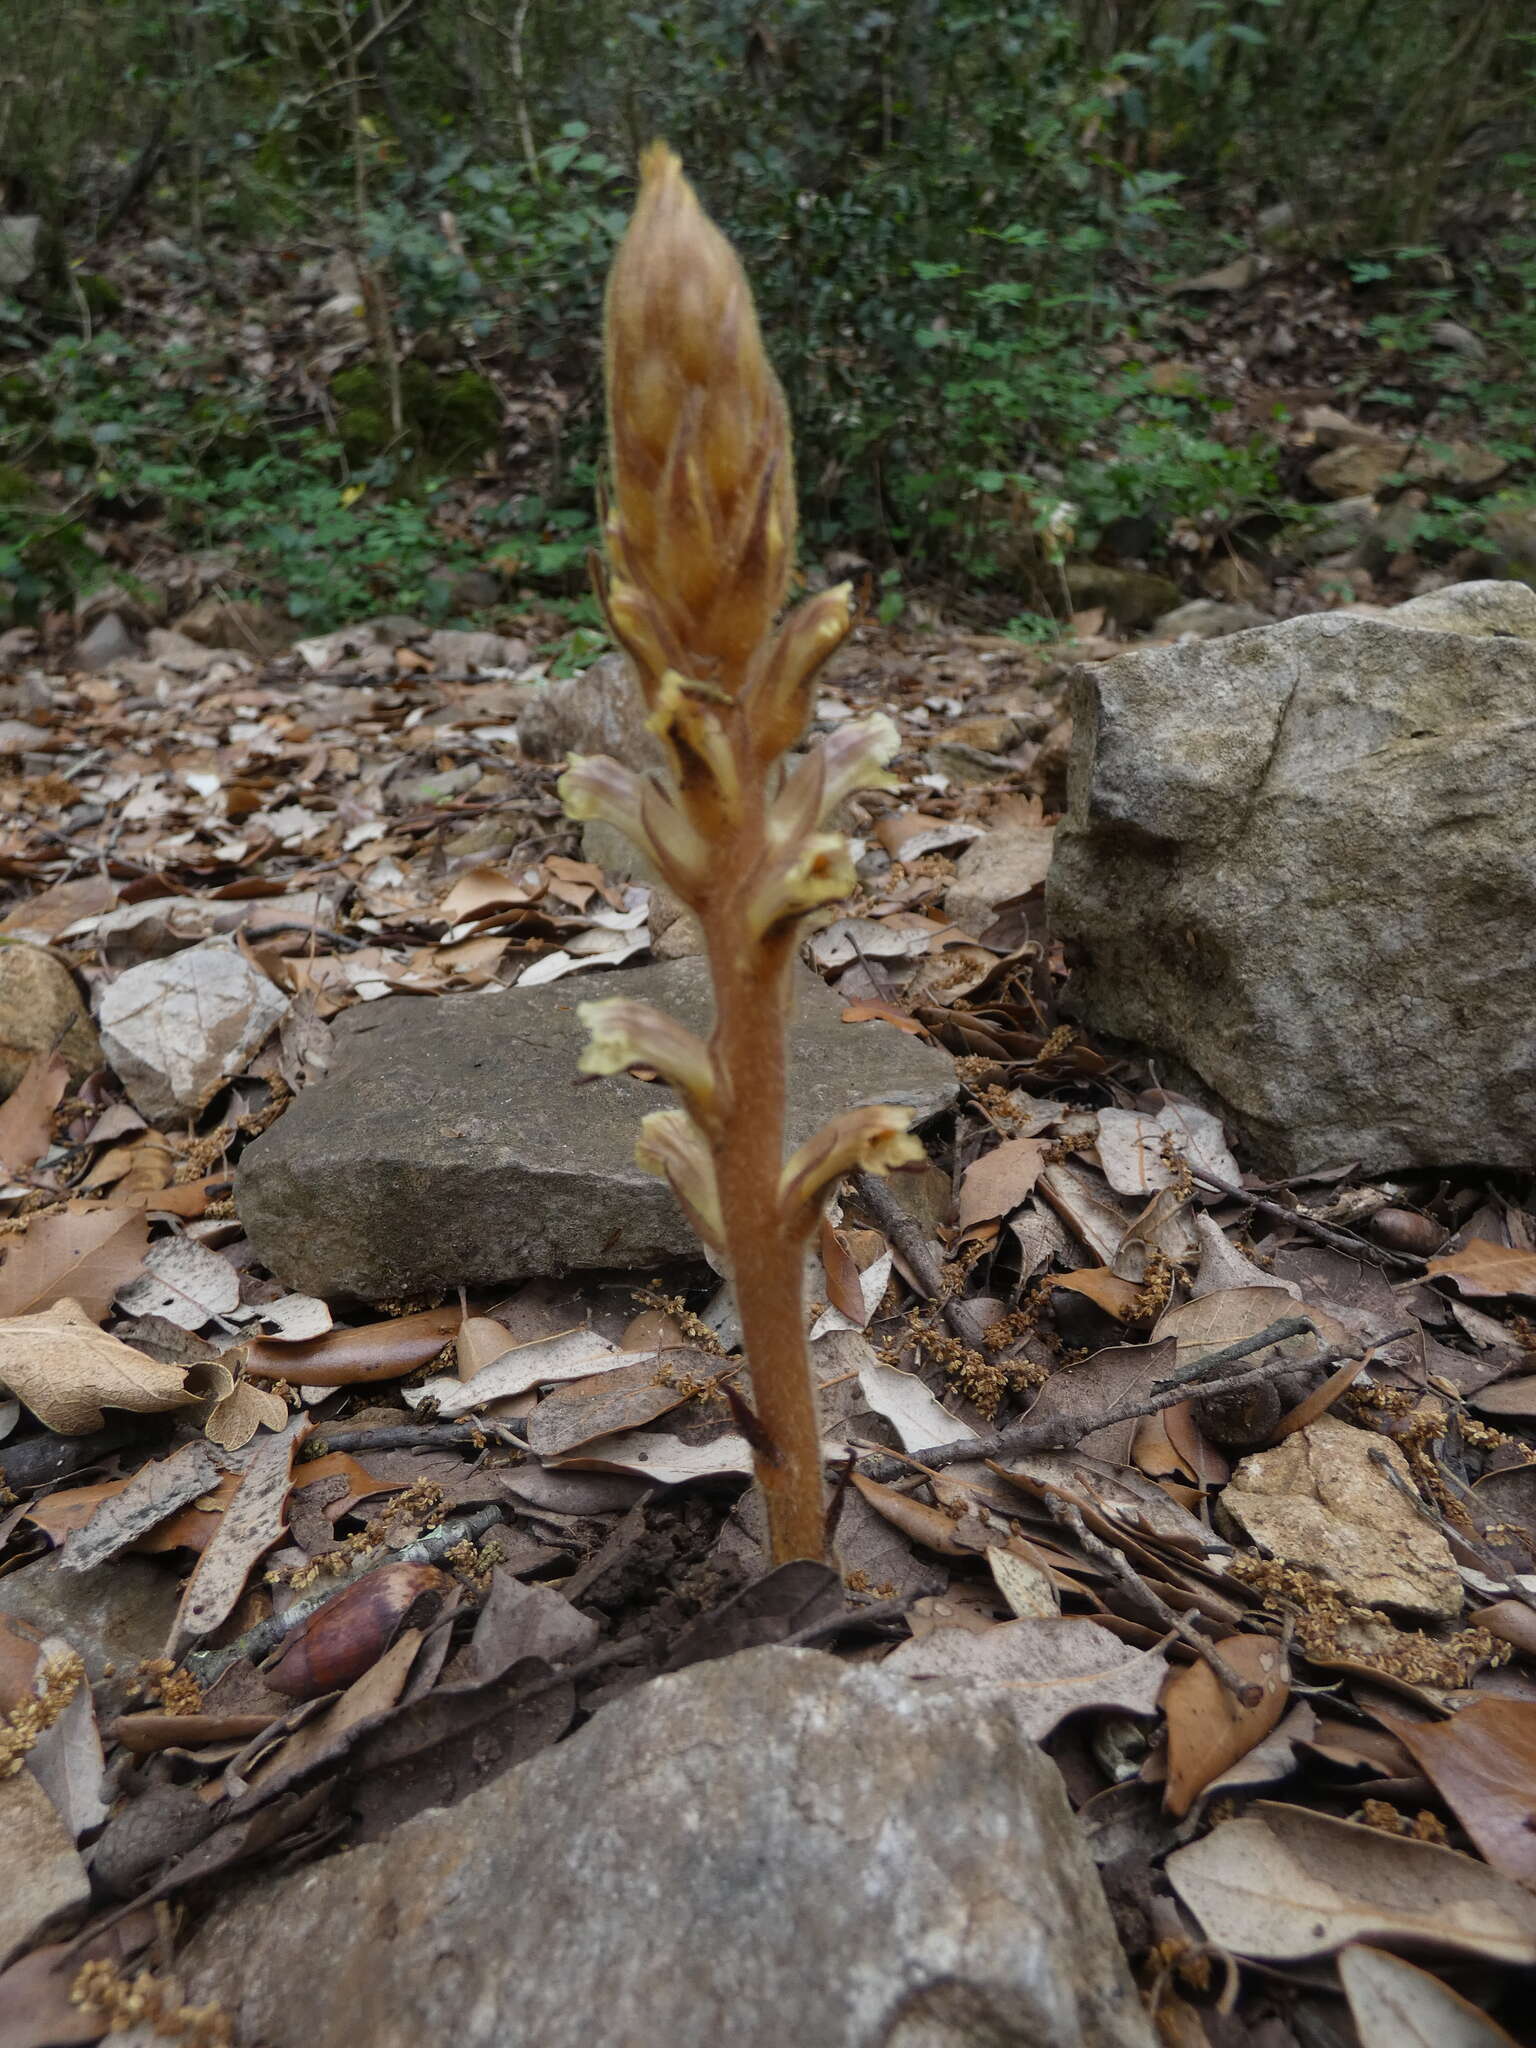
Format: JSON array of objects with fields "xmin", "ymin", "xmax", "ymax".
[
  {"xmin": 1217, "ymin": 1413, "xmax": 1462, "ymax": 1620},
  {"xmin": 1476, "ymin": 501, "xmax": 1536, "ymax": 589},
  {"xmin": 420, "ymin": 627, "xmax": 525, "ymax": 674},
  {"xmin": 237, "ymin": 957, "xmax": 956, "ymax": 1300},
  {"xmin": 946, "ymin": 824, "xmax": 1055, "ymax": 934},
  {"xmin": 1064, "ymin": 564, "xmax": 1181, "ymax": 630},
  {"xmin": 0, "ymin": 1551, "xmax": 180, "ymax": 1682},
  {"xmin": 97, "ymin": 935, "xmax": 289, "ymax": 1126},
  {"xmin": 1310, "ymin": 438, "xmax": 1506, "ymax": 500},
  {"xmin": 1153, "ymin": 600, "xmax": 1267, "ymax": 641},
  {"xmin": 518, "ymin": 651, "xmax": 664, "ymax": 770},
  {"xmin": 0, "ymin": 216, "xmax": 40, "ymax": 290},
  {"xmin": 292, "ymin": 624, "xmax": 397, "ymax": 677},
  {"xmin": 425, "ymin": 567, "xmax": 504, "ymax": 613},
  {"xmin": 181, "ymin": 1648, "xmax": 1153, "ymax": 2048},
  {"xmin": 1299, "ymin": 405, "xmax": 1383, "ymax": 450},
  {"xmin": 0, "ymin": 1772, "xmax": 90, "ymax": 1969},
  {"xmin": 0, "ymin": 944, "xmax": 101, "ymax": 1096},
  {"xmin": 173, "ymin": 596, "xmax": 291, "ymax": 657},
  {"xmin": 942, "ymin": 713, "xmax": 1021, "ymax": 754},
  {"xmin": 142, "ymin": 627, "xmax": 241, "ymax": 676},
  {"xmin": 1389, "ymin": 580, "xmax": 1536, "ymax": 639},
  {"xmin": 1203, "ymin": 555, "xmax": 1269, "ymax": 604},
  {"xmin": 75, "ymin": 612, "xmax": 139, "ymax": 673},
  {"xmin": 77, "ymin": 583, "xmax": 162, "ymax": 632},
  {"xmin": 1284, "ymin": 494, "xmax": 1380, "ymax": 564}
]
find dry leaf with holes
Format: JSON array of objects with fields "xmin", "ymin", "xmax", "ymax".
[
  {"xmin": 0, "ymin": 1298, "xmax": 195, "ymax": 1433},
  {"xmin": 405, "ymin": 1329, "xmax": 628, "ymax": 1416},
  {"xmin": 1426, "ymin": 1241, "xmax": 1536, "ymax": 1301},
  {"xmin": 1338, "ymin": 1944, "xmax": 1520, "ymax": 2048},
  {"xmin": 0, "ymin": 1208, "xmax": 149, "ymax": 1321},
  {"xmin": 59, "ymin": 1440, "xmax": 221, "ymax": 1572},
  {"xmin": 1163, "ymin": 1633, "xmax": 1290, "ymax": 1817},
  {"xmin": 1166, "ymin": 1802, "xmax": 1536, "ymax": 1964},
  {"xmin": 555, "ymin": 1430, "xmax": 755, "ymax": 1482},
  {"xmin": 170, "ymin": 1416, "xmax": 308, "ymax": 1652},
  {"xmin": 955, "ymin": 1137, "xmax": 1050, "ymax": 1234}
]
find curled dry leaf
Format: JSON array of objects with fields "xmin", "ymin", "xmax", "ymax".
[
  {"xmin": 1163, "ymin": 1632, "xmax": 1290, "ymax": 1818},
  {"xmin": 1338, "ymin": 1944, "xmax": 1520, "ymax": 2048},
  {"xmin": 554, "ymin": 1429, "xmax": 755, "ymax": 1482},
  {"xmin": 1166, "ymin": 1802, "xmax": 1536, "ymax": 1965},
  {"xmin": 265, "ymin": 1563, "xmax": 452, "ymax": 1701},
  {"xmin": 850, "ymin": 1472, "xmax": 971, "ymax": 1556},
  {"xmin": 203, "ymin": 1374, "xmax": 291, "ymax": 1452},
  {"xmin": 1382, "ymin": 1698, "xmax": 1536, "ymax": 1886},
  {"xmin": 243, "ymin": 1305, "xmax": 461, "ymax": 1385},
  {"xmin": 0, "ymin": 1207, "xmax": 149, "ymax": 1321},
  {"xmin": 0, "ymin": 1298, "xmax": 194, "ymax": 1434}
]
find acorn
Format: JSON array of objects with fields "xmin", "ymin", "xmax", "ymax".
[
  {"xmin": 263, "ymin": 1563, "xmax": 450, "ymax": 1700},
  {"xmin": 1366, "ymin": 1207, "xmax": 1447, "ymax": 1257}
]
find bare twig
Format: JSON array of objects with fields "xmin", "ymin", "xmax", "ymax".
[
  {"xmin": 854, "ymin": 1319, "xmax": 1350, "ymax": 1483},
  {"xmin": 1149, "ymin": 1316, "xmax": 1315, "ymax": 1392},
  {"xmin": 301, "ymin": 1418, "xmax": 524, "ymax": 1459},
  {"xmin": 1037, "ymin": 1490, "xmax": 1265, "ymax": 1707},
  {"xmin": 852, "ymin": 1167, "xmax": 994, "ymax": 1349},
  {"xmin": 1190, "ymin": 1166, "xmax": 1424, "ymax": 1271}
]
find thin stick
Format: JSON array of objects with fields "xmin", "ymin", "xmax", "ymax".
[
  {"xmin": 1037, "ymin": 1489, "xmax": 1265, "ymax": 1707},
  {"xmin": 1190, "ymin": 1166, "xmax": 1424, "ymax": 1271},
  {"xmin": 852, "ymin": 1167, "xmax": 994, "ymax": 1349}
]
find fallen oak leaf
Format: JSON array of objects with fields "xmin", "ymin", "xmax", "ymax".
[
  {"xmin": 1426, "ymin": 1240, "xmax": 1536, "ymax": 1301},
  {"xmin": 882, "ymin": 1616, "xmax": 1169, "ymax": 1741},
  {"xmin": 0, "ymin": 1207, "xmax": 149, "ymax": 1321},
  {"xmin": 1163, "ymin": 1632, "xmax": 1290, "ymax": 1818},
  {"xmin": 954, "ymin": 1136, "xmax": 1050, "ymax": 1234},
  {"xmin": 60, "ymin": 1438, "xmax": 222, "ymax": 1572},
  {"xmin": 1166, "ymin": 1801, "xmax": 1536, "ymax": 1965},
  {"xmin": 169, "ymin": 1416, "xmax": 309, "ymax": 1654},
  {"xmin": 1338, "ymin": 1943, "xmax": 1521, "ymax": 2048},
  {"xmin": 243, "ymin": 1305, "xmax": 461, "ymax": 1385},
  {"xmin": 0, "ymin": 1299, "xmax": 195, "ymax": 1434},
  {"xmin": 1382, "ymin": 1698, "xmax": 1536, "ymax": 1886},
  {"xmin": 0, "ymin": 1052, "xmax": 69, "ymax": 1177}
]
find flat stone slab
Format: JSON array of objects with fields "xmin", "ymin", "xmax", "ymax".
[
  {"xmin": 237, "ymin": 957, "xmax": 956, "ymax": 1301},
  {"xmin": 181, "ymin": 1647, "xmax": 1153, "ymax": 2048}
]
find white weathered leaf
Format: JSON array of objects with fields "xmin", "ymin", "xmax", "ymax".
[
  {"xmin": 1167, "ymin": 1804, "xmax": 1536, "ymax": 1965},
  {"xmin": 1339, "ymin": 1944, "xmax": 1519, "ymax": 2048},
  {"xmin": 170, "ymin": 1416, "xmax": 307, "ymax": 1653},
  {"xmin": 115, "ymin": 1235, "xmax": 241, "ymax": 1331},
  {"xmin": 809, "ymin": 1252, "xmax": 891, "ymax": 1338},
  {"xmin": 61, "ymin": 1439, "xmax": 221, "ymax": 1571},
  {"xmin": 857, "ymin": 1360, "xmax": 977, "ymax": 1453},
  {"xmin": 402, "ymin": 1328, "xmax": 626, "ymax": 1415},
  {"xmin": 555, "ymin": 1430, "xmax": 755, "ymax": 1482},
  {"xmin": 883, "ymin": 1617, "xmax": 1167, "ymax": 1741}
]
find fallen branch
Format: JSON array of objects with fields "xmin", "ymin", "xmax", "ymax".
[
  {"xmin": 854, "ymin": 1320, "xmax": 1351, "ymax": 1483},
  {"xmin": 1190, "ymin": 1166, "xmax": 1424, "ymax": 1271},
  {"xmin": 1034, "ymin": 1488, "xmax": 1265, "ymax": 1707}
]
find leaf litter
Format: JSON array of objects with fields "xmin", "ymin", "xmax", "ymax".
[{"xmin": 1, "ymin": 608, "xmax": 1534, "ymax": 2043}]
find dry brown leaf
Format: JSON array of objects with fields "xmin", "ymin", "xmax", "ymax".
[
  {"xmin": 0, "ymin": 1053, "xmax": 69, "ymax": 1177},
  {"xmin": 170, "ymin": 1417, "xmax": 307, "ymax": 1653},
  {"xmin": 0, "ymin": 1298, "xmax": 194, "ymax": 1433},
  {"xmin": 1426, "ymin": 1240, "xmax": 1536, "ymax": 1301},
  {"xmin": 1037, "ymin": 1160, "xmax": 1133, "ymax": 1264},
  {"xmin": 883, "ymin": 1617, "xmax": 1168, "ymax": 1741},
  {"xmin": 1015, "ymin": 1338, "xmax": 1177, "ymax": 1466},
  {"xmin": 22, "ymin": 1475, "xmax": 135, "ymax": 1546},
  {"xmin": 1163, "ymin": 1634, "xmax": 1290, "ymax": 1818},
  {"xmin": 1382, "ymin": 1699, "xmax": 1536, "ymax": 1886},
  {"xmin": 243, "ymin": 1305, "xmax": 461, "ymax": 1385},
  {"xmin": 955, "ymin": 1136, "xmax": 1050, "ymax": 1234},
  {"xmin": 1339, "ymin": 1945, "xmax": 1520, "ymax": 2048},
  {"xmin": 840, "ymin": 999, "xmax": 928, "ymax": 1036},
  {"xmin": 849, "ymin": 1472, "xmax": 970, "ymax": 1555},
  {"xmin": 1053, "ymin": 1266, "xmax": 1144, "ymax": 1321},
  {"xmin": 819, "ymin": 1216, "xmax": 868, "ymax": 1326},
  {"xmin": 1154, "ymin": 1283, "xmax": 1342, "ymax": 1376},
  {"xmin": 455, "ymin": 1316, "xmax": 516, "ymax": 1381},
  {"xmin": 856, "ymin": 1359, "xmax": 976, "ymax": 1453},
  {"xmin": 0, "ymin": 1207, "xmax": 149, "ymax": 1320},
  {"xmin": 1166, "ymin": 1801, "xmax": 1536, "ymax": 1964},
  {"xmin": 60, "ymin": 1439, "xmax": 222, "ymax": 1572},
  {"xmin": 1467, "ymin": 1375, "xmax": 1536, "ymax": 1419}
]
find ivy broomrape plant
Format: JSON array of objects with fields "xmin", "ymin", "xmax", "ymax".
[{"xmin": 559, "ymin": 145, "xmax": 924, "ymax": 1564}]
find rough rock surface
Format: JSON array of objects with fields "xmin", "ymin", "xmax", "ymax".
[
  {"xmin": 97, "ymin": 935, "xmax": 290, "ymax": 1126},
  {"xmin": 945, "ymin": 823, "xmax": 1056, "ymax": 933},
  {"xmin": 1217, "ymin": 1414, "xmax": 1462, "ymax": 1620},
  {"xmin": 0, "ymin": 1552, "xmax": 181, "ymax": 1681},
  {"xmin": 1153, "ymin": 599, "xmax": 1269, "ymax": 641},
  {"xmin": 0, "ymin": 944, "xmax": 101, "ymax": 1096},
  {"xmin": 517, "ymin": 651, "xmax": 665, "ymax": 772},
  {"xmin": 1047, "ymin": 582, "xmax": 1536, "ymax": 1173},
  {"xmin": 181, "ymin": 1648, "xmax": 1153, "ymax": 2048},
  {"xmin": 238, "ymin": 957, "xmax": 956, "ymax": 1300}
]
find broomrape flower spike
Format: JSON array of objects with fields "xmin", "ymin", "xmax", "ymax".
[{"xmin": 562, "ymin": 143, "xmax": 920, "ymax": 1563}]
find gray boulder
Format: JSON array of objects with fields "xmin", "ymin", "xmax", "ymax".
[
  {"xmin": 181, "ymin": 1648, "xmax": 1153, "ymax": 2048},
  {"xmin": 1048, "ymin": 582, "xmax": 1536, "ymax": 1174},
  {"xmin": 237, "ymin": 957, "xmax": 956, "ymax": 1300},
  {"xmin": 517, "ymin": 650, "xmax": 665, "ymax": 772}
]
